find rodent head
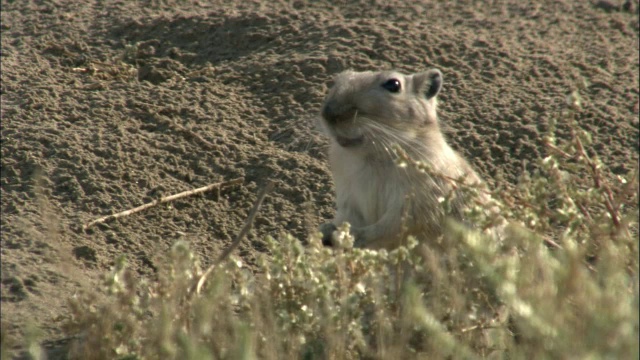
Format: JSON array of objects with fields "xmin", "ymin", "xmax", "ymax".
[{"xmin": 320, "ymin": 69, "xmax": 443, "ymax": 150}]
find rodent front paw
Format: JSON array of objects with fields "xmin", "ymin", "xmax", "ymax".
[{"xmin": 319, "ymin": 223, "xmax": 337, "ymax": 247}]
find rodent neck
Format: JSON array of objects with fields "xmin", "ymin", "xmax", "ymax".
[{"xmin": 364, "ymin": 130, "xmax": 453, "ymax": 168}]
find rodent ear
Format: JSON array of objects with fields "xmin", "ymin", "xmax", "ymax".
[{"xmin": 416, "ymin": 69, "xmax": 443, "ymax": 100}]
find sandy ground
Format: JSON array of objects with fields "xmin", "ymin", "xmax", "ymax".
[{"xmin": 1, "ymin": 0, "xmax": 638, "ymax": 357}]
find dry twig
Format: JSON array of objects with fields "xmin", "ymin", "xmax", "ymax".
[
  {"xmin": 573, "ymin": 133, "xmax": 622, "ymax": 229},
  {"xmin": 195, "ymin": 180, "xmax": 275, "ymax": 295},
  {"xmin": 82, "ymin": 177, "xmax": 244, "ymax": 231}
]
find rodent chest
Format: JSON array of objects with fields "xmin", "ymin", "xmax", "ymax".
[{"xmin": 334, "ymin": 164, "xmax": 405, "ymax": 226}]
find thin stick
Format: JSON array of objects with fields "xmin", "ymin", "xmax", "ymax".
[
  {"xmin": 195, "ymin": 180, "xmax": 275, "ymax": 295},
  {"xmin": 459, "ymin": 323, "xmax": 503, "ymax": 334},
  {"xmin": 573, "ymin": 134, "xmax": 622, "ymax": 229},
  {"xmin": 82, "ymin": 177, "xmax": 244, "ymax": 231}
]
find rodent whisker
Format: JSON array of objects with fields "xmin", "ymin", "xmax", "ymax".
[
  {"xmin": 351, "ymin": 110, "xmax": 359, "ymax": 125},
  {"xmin": 361, "ymin": 120, "xmax": 425, "ymax": 160}
]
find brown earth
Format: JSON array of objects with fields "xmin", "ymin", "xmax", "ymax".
[{"xmin": 1, "ymin": 0, "xmax": 638, "ymax": 357}]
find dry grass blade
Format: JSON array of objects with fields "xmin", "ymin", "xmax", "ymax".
[
  {"xmin": 195, "ymin": 180, "xmax": 275, "ymax": 295},
  {"xmin": 82, "ymin": 177, "xmax": 244, "ymax": 231}
]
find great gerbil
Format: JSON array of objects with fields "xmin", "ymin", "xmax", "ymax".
[{"xmin": 318, "ymin": 69, "xmax": 494, "ymax": 249}]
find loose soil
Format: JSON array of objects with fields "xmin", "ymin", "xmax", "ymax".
[{"xmin": 1, "ymin": 0, "xmax": 638, "ymax": 357}]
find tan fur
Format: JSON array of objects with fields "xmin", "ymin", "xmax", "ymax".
[{"xmin": 318, "ymin": 69, "xmax": 492, "ymax": 249}]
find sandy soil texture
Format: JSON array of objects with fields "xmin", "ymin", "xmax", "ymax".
[{"xmin": 1, "ymin": 0, "xmax": 638, "ymax": 356}]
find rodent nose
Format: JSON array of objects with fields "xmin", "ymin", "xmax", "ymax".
[
  {"xmin": 322, "ymin": 100, "xmax": 355, "ymax": 124},
  {"xmin": 322, "ymin": 100, "xmax": 339, "ymax": 124}
]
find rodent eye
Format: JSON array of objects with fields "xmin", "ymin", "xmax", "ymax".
[{"xmin": 381, "ymin": 79, "xmax": 401, "ymax": 93}]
